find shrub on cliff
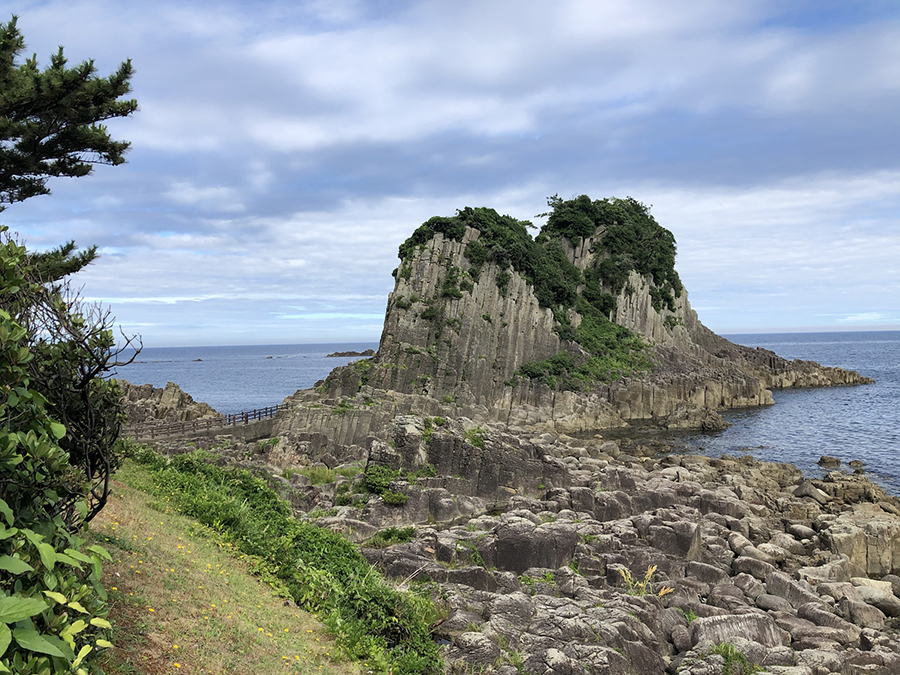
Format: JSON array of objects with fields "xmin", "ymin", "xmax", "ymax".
[{"xmin": 543, "ymin": 194, "xmax": 683, "ymax": 311}]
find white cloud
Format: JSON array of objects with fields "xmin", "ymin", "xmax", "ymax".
[
  {"xmin": 6, "ymin": 0, "xmax": 899, "ymax": 344},
  {"xmin": 838, "ymin": 312, "xmax": 891, "ymax": 324},
  {"xmin": 163, "ymin": 183, "xmax": 246, "ymax": 211}
]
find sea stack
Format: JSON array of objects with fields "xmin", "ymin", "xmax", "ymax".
[{"xmin": 283, "ymin": 195, "xmax": 870, "ymax": 446}]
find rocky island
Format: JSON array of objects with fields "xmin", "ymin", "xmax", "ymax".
[
  {"xmin": 327, "ymin": 348, "xmax": 377, "ymax": 357},
  {"xmin": 131, "ymin": 196, "xmax": 896, "ymax": 675}
]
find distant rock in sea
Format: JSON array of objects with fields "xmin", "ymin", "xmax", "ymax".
[
  {"xmin": 326, "ymin": 349, "xmax": 375, "ymax": 358},
  {"xmin": 116, "ymin": 380, "xmax": 218, "ymax": 425}
]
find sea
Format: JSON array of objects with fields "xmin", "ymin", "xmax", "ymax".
[
  {"xmin": 115, "ymin": 331, "xmax": 900, "ymax": 494},
  {"xmin": 114, "ymin": 342, "xmax": 380, "ymax": 414}
]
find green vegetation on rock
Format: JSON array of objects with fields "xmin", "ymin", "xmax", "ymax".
[
  {"xmin": 396, "ymin": 195, "xmax": 680, "ymax": 388},
  {"xmin": 708, "ymin": 642, "xmax": 762, "ymax": 675},
  {"xmin": 542, "ymin": 194, "xmax": 683, "ymax": 311},
  {"xmin": 367, "ymin": 526, "xmax": 417, "ymax": 549}
]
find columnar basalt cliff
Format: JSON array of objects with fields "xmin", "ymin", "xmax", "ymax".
[{"xmin": 298, "ymin": 196, "xmax": 869, "ymax": 444}]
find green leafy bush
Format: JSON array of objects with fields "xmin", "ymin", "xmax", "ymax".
[
  {"xmin": 0, "ymin": 17, "xmax": 141, "ymax": 670},
  {"xmin": 420, "ymin": 304, "xmax": 440, "ymax": 321},
  {"xmin": 398, "ymin": 216, "xmax": 467, "ymax": 260},
  {"xmin": 708, "ymin": 642, "xmax": 761, "ymax": 675},
  {"xmin": 367, "ymin": 527, "xmax": 416, "ymax": 549},
  {"xmin": 440, "ymin": 266, "xmax": 463, "ymax": 299},
  {"xmin": 381, "ymin": 491, "xmax": 409, "ymax": 507},
  {"xmin": 363, "ymin": 464, "xmax": 400, "ymax": 495},
  {"xmin": 495, "ymin": 270, "xmax": 511, "ymax": 295},
  {"xmin": 463, "ymin": 240, "xmax": 488, "ymax": 279},
  {"xmin": 0, "ymin": 240, "xmax": 114, "ymax": 675},
  {"xmin": 393, "ymin": 295, "xmax": 412, "ymax": 310},
  {"xmin": 464, "ymin": 427, "xmax": 487, "ymax": 449},
  {"xmin": 540, "ymin": 193, "xmax": 599, "ymax": 243}
]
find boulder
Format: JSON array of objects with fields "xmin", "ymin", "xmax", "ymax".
[
  {"xmin": 855, "ymin": 585, "xmax": 900, "ymax": 617},
  {"xmin": 839, "ymin": 596, "xmax": 886, "ymax": 630},
  {"xmin": 446, "ymin": 632, "xmax": 500, "ymax": 666},
  {"xmin": 794, "ymin": 481, "xmax": 831, "ymax": 505},
  {"xmin": 690, "ymin": 614, "xmax": 790, "ymax": 648}
]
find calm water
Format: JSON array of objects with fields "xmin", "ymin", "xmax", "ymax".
[
  {"xmin": 114, "ymin": 342, "xmax": 378, "ymax": 414},
  {"xmin": 116, "ymin": 332, "xmax": 900, "ymax": 492},
  {"xmin": 668, "ymin": 331, "xmax": 900, "ymax": 492}
]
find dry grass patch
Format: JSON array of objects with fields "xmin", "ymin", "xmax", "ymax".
[{"xmin": 91, "ymin": 472, "xmax": 364, "ymax": 675}]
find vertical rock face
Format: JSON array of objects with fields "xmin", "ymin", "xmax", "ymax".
[
  {"xmin": 309, "ymin": 198, "xmax": 870, "ymax": 437},
  {"xmin": 369, "ymin": 229, "xmax": 564, "ymax": 408}
]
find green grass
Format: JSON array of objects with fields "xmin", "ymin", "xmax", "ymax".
[
  {"xmin": 125, "ymin": 447, "xmax": 442, "ymax": 674},
  {"xmin": 464, "ymin": 427, "xmax": 487, "ymax": 449},
  {"xmin": 708, "ymin": 643, "xmax": 761, "ymax": 675},
  {"xmin": 366, "ymin": 527, "xmax": 416, "ymax": 549},
  {"xmin": 298, "ymin": 465, "xmax": 337, "ymax": 486},
  {"xmin": 92, "ymin": 466, "xmax": 362, "ymax": 675}
]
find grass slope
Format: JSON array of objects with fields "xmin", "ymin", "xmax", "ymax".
[
  {"xmin": 90, "ymin": 462, "xmax": 363, "ymax": 675},
  {"xmin": 101, "ymin": 448, "xmax": 442, "ymax": 675}
]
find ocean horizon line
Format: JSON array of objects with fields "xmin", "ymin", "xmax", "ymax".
[{"xmin": 121, "ymin": 327, "xmax": 900, "ymax": 352}]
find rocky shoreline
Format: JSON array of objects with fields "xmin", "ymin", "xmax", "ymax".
[
  {"xmin": 145, "ymin": 414, "xmax": 900, "ymax": 675},
  {"xmin": 119, "ymin": 201, "xmax": 891, "ymax": 673}
]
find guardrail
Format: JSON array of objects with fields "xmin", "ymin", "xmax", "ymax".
[{"xmin": 126, "ymin": 403, "xmax": 289, "ymax": 440}]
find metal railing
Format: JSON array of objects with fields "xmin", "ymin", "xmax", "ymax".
[{"xmin": 126, "ymin": 403, "xmax": 289, "ymax": 440}]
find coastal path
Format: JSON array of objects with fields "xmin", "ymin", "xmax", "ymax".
[{"xmin": 125, "ymin": 403, "xmax": 290, "ymax": 441}]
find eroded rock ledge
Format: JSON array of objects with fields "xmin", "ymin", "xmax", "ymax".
[{"xmin": 154, "ymin": 417, "xmax": 900, "ymax": 675}]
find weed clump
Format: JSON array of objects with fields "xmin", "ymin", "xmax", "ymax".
[
  {"xmin": 464, "ymin": 427, "xmax": 487, "ymax": 449},
  {"xmin": 618, "ymin": 565, "xmax": 674, "ymax": 598},
  {"xmin": 367, "ymin": 527, "xmax": 416, "ymax": 549},
  {"xmin": 708, "ymin": 643, "xmax": 762, "ymax": 675}
]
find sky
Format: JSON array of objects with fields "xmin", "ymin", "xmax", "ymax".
[{"xmin": 3, "ymin": 0, "xmax": 899, "ymax": 347}]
